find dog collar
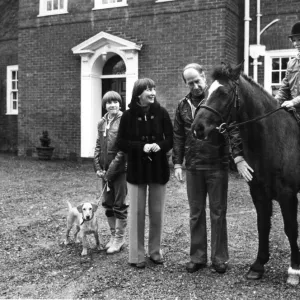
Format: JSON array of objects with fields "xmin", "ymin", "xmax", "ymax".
[{"xmin": 80, "ymin": 215, "xmax": 94, "ymax": 225}]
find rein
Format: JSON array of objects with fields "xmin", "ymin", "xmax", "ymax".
[{"xmin": 216, "ymin": 107, "xmax": 285, "ymax": 133}]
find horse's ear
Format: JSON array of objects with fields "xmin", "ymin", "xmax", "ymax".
[
  {"xmin": 231, "ymin": 60, "xmax": 244, "ymax": 80},
  {"xmin": 221, "ymin": 62, "xmax": 231, "ymax": 72},
  {"xmin": 221, "ymin": 62, "xmax": 227, "ymax": 68},
  {"xmin": 220, "ymin": 62, "xmax": 232, "ymax": 77}
]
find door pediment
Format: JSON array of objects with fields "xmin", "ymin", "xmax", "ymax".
[{"xmin": 72, "ymin": 31, "xmax": 142, "ymax": 55}]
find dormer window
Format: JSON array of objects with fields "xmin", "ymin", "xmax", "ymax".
[
  {"xmin": 93, "ymin": 0, "xmax": 128, "ymax": 10},
  {"xmin": 38, "ymin": 0, "xmax": 68, "ymax": 16}
]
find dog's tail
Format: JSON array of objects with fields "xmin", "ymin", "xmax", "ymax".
[{"xmin": 66, "ymin": 200, "xmax": 73, "ymax": 212}]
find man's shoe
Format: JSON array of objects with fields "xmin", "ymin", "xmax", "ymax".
[
  {"xmin": 186, "ymin": 261, "xmax": 206, "ymax": 273},
  {"xmin": 150, "ymin": 257, "xmax": 164, "ymax": 265},
  {"xmin": 130, "ymin": 262, "xmax": 146, "ymax": 269},
  {"xmin": 212, "ymin": 263, "xmax": 227, "ymax": 274}
]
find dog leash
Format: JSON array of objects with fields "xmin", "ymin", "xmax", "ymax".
[{"xmin": 96, "ymin": 181, "xmax": 108, "ymax": 207}]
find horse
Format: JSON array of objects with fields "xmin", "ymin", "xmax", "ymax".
[{"xmin": 191, "ymin": 62, "xmax": 300, "ymax": 285}]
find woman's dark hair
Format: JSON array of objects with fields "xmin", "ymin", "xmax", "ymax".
[
  {"xmin": 131, "ymin": 78, "xmax": 156, "ymax": 104},
  {"xmin": 102, "ymin": 91, "xmax": 122, "ymax": 107}
]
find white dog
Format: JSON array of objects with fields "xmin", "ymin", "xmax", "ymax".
[{"xmin": 64, "ymin": 201, "xmax": 101, "ymax": 256}]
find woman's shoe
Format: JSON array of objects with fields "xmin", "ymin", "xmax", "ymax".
[
  {"xmin": 130, "ymin": 262, "xmax": 146, "ymax": 269},
  {"xmin": 149, "ymin": 257, "xmax": 164, "ymax": 265}
]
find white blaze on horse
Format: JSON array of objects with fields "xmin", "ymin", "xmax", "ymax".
[{"xmin": 192, "ymin": 62, "xmax": 300, "ymax": 285}]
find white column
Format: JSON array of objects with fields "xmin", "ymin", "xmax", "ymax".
[
  {"xmin": 80, "ymin": 55, "xmax": 95, "ymax": 157},
  {"xmin": 124, "ymin": 50, "xmax": 139, "ymax": 108}
]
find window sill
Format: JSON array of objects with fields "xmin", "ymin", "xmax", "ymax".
[
  {"xmin": 38, "ymin": 10, "xmax": 68, "ymax": 17},
  {"xmin": 6, "ymin": 112, "xmax": 18, "ymax": 116},
  {"xmin": 93, "ymin": 4, "xmax": 128, "ymax": 10}
]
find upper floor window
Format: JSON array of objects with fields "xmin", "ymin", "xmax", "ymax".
[
  {"xmin": 6, "ymin": 65, "xmax": 18, "ymax": 115},
  {"xmin": 93, "ymin": 0, "xmax": 128, "ymax": 10},
  {"xmin": 38, "ymin": 0, "xmax": 68, "ymax": 16}
]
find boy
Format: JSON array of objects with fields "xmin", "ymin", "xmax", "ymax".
[{"xmin": 94, "ymin": 91, "xmax": 128, "ymax": 254}]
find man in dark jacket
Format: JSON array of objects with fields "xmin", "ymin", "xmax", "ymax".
[{"xmin": 172, "ymin": 63, "xmax": 253, "ymax": 274}]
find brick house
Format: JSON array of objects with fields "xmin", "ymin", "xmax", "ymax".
[{"xmin": 0, "ymin": 0, "xmax": 299, "ymax": 159}]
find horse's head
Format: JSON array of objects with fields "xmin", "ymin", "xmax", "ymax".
[{"xmin": 192, "ymin": 62, "xmax": 243, "ymax": 140}]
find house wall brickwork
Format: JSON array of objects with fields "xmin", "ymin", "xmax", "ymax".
[
  {"xmin": 0, "ymin": 0, "xmax": 18, "ymax": 152},
  {"xmin": 3, "ymin": 0, "xmax": 297, "ymax": 158},
  {"xmin": 0, "ymin": 0, "xmax": 300, "ymax": 158},
  {"xmin": 16, "ymin": 0, "xmax": 242, "ymax": 158}
]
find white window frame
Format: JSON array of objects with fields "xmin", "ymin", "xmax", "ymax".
[
  {"xmin": 38, "ymin": 0, "xmax": 68, "ymax": 17},
  {"xmin": 264, "ymin": 49, "xmax": 297, "ymax": 95},
  {"xmin": 6, "ymin": 65, "xmax": 18, "ymax": 115},
  {"xmin": 93, "ymin": 0, "xmax": 128, "ymax": 10},
  {"xmin": 156, "ymin": 0, "xmax": 175, "ymax": 3}
]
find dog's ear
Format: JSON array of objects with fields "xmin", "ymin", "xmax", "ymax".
[
  {"xmin": 92, "ymin": 204, "xmax": 98, "ymax": 213},
  {"xmin": 77, "ymin": 204, "xmax": 83, "ymax": 213}
]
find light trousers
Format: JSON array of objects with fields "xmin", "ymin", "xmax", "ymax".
[{"xmin": 127, "ymin": 182, "xmax": 167, "ymax": 264}]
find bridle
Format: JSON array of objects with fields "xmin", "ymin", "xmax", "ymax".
[
  {"xmin": 199, "ymin": 78, "xmax": 240, "ymax": 134},
  {"xmin": 198, "ymin": 77, "xmax": 284, "ymax": 134}
]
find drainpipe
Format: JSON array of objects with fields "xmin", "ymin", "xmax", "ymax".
[
  {"xmin": 250, "ymin": 1, "xmax": 279, "ymax": 83},
  {"xmin": 244, "ymin": 0, "xmax": 251, "ymax": 75},
  {"xmin": 257, "ymin": 0, "xmax": 261, "ymax": 45},
  {"xmin": 252, "ymin": 0, "xmax": 261, "ymax": 81}
]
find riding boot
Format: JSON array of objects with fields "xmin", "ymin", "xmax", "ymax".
[
  {"xmin": 105, "ymin": 216, "xmax": 116, "ymax": 250},
  {"xmin": 107, "ymin": 218, "xmax": 127, "ymax": 254}
]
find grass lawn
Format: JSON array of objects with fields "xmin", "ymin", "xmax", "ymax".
[{"xmin": 0, "ymin": 154, "xmax": 299, "ymax": 299}]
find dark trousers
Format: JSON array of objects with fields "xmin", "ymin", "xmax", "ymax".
[
  {"xmin": 186, "ymin": 169, "xmax": 229, "ymax": 265},
  {"xmin": 102, "ymin": 172, "xmax": 128, "ymax": 219}
]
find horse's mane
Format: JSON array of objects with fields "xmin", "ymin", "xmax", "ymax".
[{"xmin": 240, "ymin": 73, "xmax": 276, "ymax": 104}]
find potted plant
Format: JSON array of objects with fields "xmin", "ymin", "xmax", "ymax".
[{"xmin": 36, "ymin": 131, "xmax": 55, "ymax": 160}]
